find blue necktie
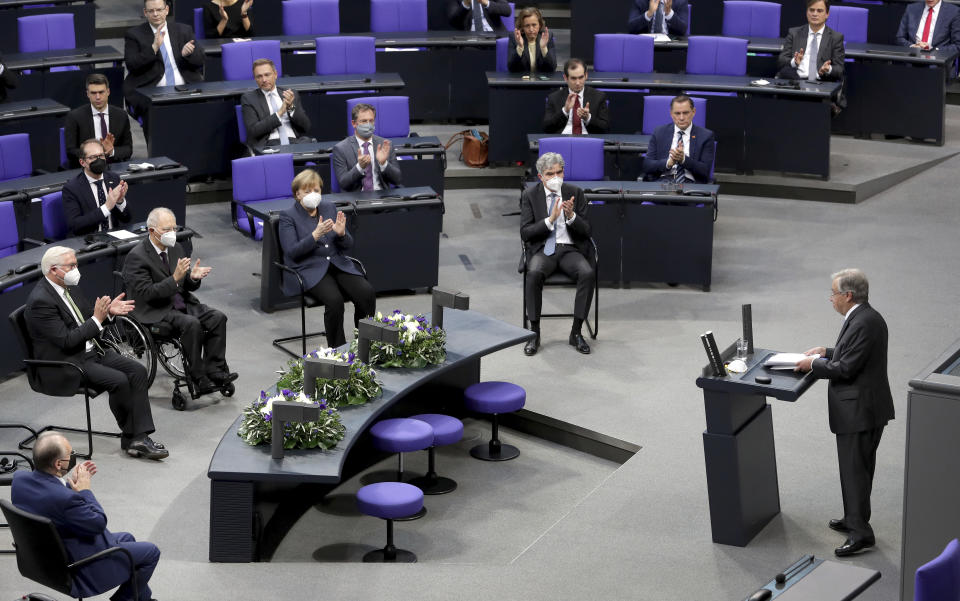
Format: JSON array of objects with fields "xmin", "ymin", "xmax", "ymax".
[
  {"xmin": 158, "ymin": 33, "xmax": 175, "ymax": 86},
  {"xmin": 544, "ymin": 194, "xmax": 557, "ymax": 256}
]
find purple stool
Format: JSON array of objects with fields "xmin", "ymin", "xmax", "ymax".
[
  {"xmin": 464, "ymin": 381, "xmax": 525, "ymax": 461},
  {"xmin": 370, "ymin": 417, "xmax": 433, "ymax": 519},
  {"xmin": 408, "ymin": 414, "xmax": 464, "ymax": 495},
  {"xmin": 356, "ymin": 482, "xmax": 423, "ymax": 562}
]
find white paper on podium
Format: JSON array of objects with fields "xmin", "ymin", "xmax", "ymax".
[
  {"xmin": 106, "ymin": 230, "xmax": 138, "ymax": 240},
  {"xmin": 764, "ymin": 352, "xmax": 820, "ymax": 370}
]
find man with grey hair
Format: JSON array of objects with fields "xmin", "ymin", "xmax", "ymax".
[
  {"xmin": 11, "ymin": 431, "xmax": 161, "ymax": 601},
  {"xmin": 123, "ymin": 207, "xmax": 235, "ymax": 394},
  {"xmin": 25, "ymin": 247, "xmax": 168, "ymax": 460},
  {"xmin": 520, "ymin": 152, "xmax": 594, "ymax": 356},
  {"xmin": 795, "ymin": 268, "xmax": 894, "ymax": 557}
]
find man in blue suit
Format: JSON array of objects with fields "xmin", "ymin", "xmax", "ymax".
[
  {"xmin": 11, "ymin": 432, "xmax": 161, "ymax": 601},
  {"xmin": 896, "ymin": 0, "xmax": 960, "ymax": 54},
  {"xmin": 628, "ymin": 0, "xmax": 688, "ymax": 37},
  {"xmin": 642, "ymin": 95, "xmax": 715, "ymax": 184}
]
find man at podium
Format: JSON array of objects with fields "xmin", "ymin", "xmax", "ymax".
[{"xmin": 795, "ymin": 268, "xmax": 895, "ymax": 557}]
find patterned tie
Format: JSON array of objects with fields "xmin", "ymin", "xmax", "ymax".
[
  {"xmin": 361, "ymin": 141, "xmax": 374, "ymax": 191},
  {"xmin": 674, "ymin": 130, "xmax": 686, "ymax": 183},
  {"xmin": 471, "ymin": 0, "xmax": 484, "ymax": 32},
  {"xmin": 97, "ymin": 112, "xmax": 108, "ymax": 140},
  {"xmin": 159, "ymin": 251, "xmax": 187, "ymax": 311},
  {"xmin": 267, "ymin": 91, "xmax": 290, "ymax": 145},
  {"xmin": 572, "ymin": 94, "xmax": 582, "ymax": 135},
  {"xmin": 807, "ymin": 32, "xmax": 820, "ymax": 82},
  {"xmin": 63, "ymin": 288, "xmax": 104, "ymax": 353},
  {"xmin": 653, "ymin": 1, "xmax": 665, "ymax": 34},
  {"xmin": 95, "ymin": 180, "xmax": 110, "ymax": 231},
  {"xmin": 544, "ymin": 193, "xmax": 557, "ymax": 256},
  {"xmin": 158, "ymin": 30, "xmax": 175, "ymax": 86}
]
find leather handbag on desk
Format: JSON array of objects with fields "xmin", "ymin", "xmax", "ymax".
[{"xmin": 445, "ymin": 129, "xmax": 489, "ymax": 167}]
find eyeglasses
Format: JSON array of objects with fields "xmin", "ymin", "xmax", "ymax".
[
  {"xmin": 84, "ymin": 153, "xmax": 106, "ymax": 161},
  {"xmin": 829, "ymin": 290, "xmax": 849, "ymax": 298},
  {"xmin": 144, "ymin": 8, "xmax": 166, "ymax": 14},
  {"xmin": 56, "ymin": 263, "xmax": 79, "ymax": 270}
]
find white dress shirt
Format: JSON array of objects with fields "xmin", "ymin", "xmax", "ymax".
[
  {"xmin": 792, "ymin": 25, "xmax": 831, "ymax": 79},
  {"xmin": 261, "ymin": 87, "xmax": 297, "ymax": 142},
  {"xmin": 150, "ymin": 22, "xmax": 185, "ymax": 86},
  {"xmin": 354, "ymin": 135, "xmax": 388, "ymax": 190},
  {"xmin": 542, "ymin": 187, "xmax": 576, "ymax": 243},
  {"xmin": 561, "ymin": 88, "xmax": 592, "ymax": 134},
  {"xmin": 915, "ymin": 2, "xmax": 941, "ymax": 45},
  {"xmin": 45, "ymin": 276, "xmax": 103, "ymax": 353},
  {"xmin": 671, "ymin": 124, "xmax": 694, "ymax": 181},
  {"xmin": 86, "ymin": 173, "xmax": 126, "ymax": 230}
]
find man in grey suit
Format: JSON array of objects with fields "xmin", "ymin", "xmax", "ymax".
[
  {"xmin": 331, "ymin": 103, "xmax": 402, "ymax": 192},
  {"xmin": 240, "ymin": 58, "xmax": 312, "ymax": 153},
  {"xmin": 777, "ymin": 0, "xmax": 846, "ymax": 109},
  {"xmin": 122, "ymin": 207, "xmax": 236, "ymax": 394},
  {"xmin": 795, "ymin": 268, "xmax": 895, "ymax": 557}
]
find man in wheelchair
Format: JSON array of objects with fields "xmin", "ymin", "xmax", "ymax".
[{"xmin": 122, "ymin": 208, "xmax": 237, "ymax": 395}]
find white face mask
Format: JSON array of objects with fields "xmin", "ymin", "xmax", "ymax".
[
  {"xmin": 544, "ymin": 176, "xmax": 563, "ymax": 193},
  {"xmin": 62, "ymin": 266, "xmax": 81, "ymax": 287},
  {"xmin": 301, "ymin": 192, "xmax": 322, "ymax": 210},
  {"xmin": 159, "ymin": 231, "xmax": 177, "ymax": 248}
]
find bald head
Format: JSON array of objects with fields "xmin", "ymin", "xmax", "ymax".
[{"xmin": 34, "ymin": 431, "xmax": 70, "ymax": 474}]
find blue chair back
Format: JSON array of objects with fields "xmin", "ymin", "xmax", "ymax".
[
  {"xmin": 496, "ymin": 37, "xmax": 509, "ymax": 72},
  {"xmin": 827, "ymin": 5, "xmax": 868, "ymax": 43},
  {"xmin": 283, "ymin": 0, "xmax": 339, "ymax": 35},
  {"xmin": 231, "ymin": 154, "xmax": 295, "ymax": 240},
  {"xmin": 40, "ymin": 192, "xmax": 68, "ymax": 241},
  {"xmin": 235, "ymin": 105, "xmax": 247, "ymax": 144},
  {"xmin": 502, "ymin": 2, "xmax": 516, "ymax": 34},
  {"xmin": 538, "ymin": 137, "xmax": 604, "ymax": 181},
  {"xmin": 17, "ymin": 13, "xmax": 75, "ymax": 52},
  {"xmin": 642, "ymin": 95, "xmax": 707, "ymax": 134},
  {"xmin": 915, "ymin": 539, "xmax": 960, "ymax": 601},
  {"xmin": 58, "ymin": 127, "xmax": 67, "ymax": 169},
  {"xmin": 330, "ymin": 161, "xmax": 341, "ymax": 193},
  {"xmin": 0, "ymin": 201, "xmax": 18, "ymax": 257},
  {"xmin": 0, "ymin": 134, "xmax": 33, "ymax": 182},
  {"xmin": 370, "ymin": 0, "xmax": 426, "ymax": 32},
  {"xmin": 686, "ymin": 36, "xmax": 747, "ymax": 76},
  {"xmin": 222, "ymin": 40, "xmax": 282, "ymax": 81},
  {"xmin": 722, "ymin": 1, "xmax": 780, "ymax": 38},
  {"xmin": 194, "ymin": 7, "xmax": 204, "ymax": 40},
  {"xmin": 315, "ymin": 36, "xmax": 375, "ymax": 74},
  {"xmin": 594, "ymin": 34, "xmax": 654, "ymax": 73},
  {"xmin": 346, "ymin": 96, "xmax": 409, "ymax": 138}
]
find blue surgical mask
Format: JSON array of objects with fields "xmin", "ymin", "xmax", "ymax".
[{"xmin": 356, "ymin": 122, "xmax": 375, "ymax": 138}]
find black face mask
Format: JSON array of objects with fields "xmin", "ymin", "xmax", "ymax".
[{"xmin": 88, "ymin": 158, "xmax": 107, "ymax": 175}]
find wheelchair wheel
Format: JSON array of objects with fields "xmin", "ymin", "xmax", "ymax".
[
  {"xmin": 221, "ymin": 382, "xmax": 235, "ymax": 397},
  {"xmin": 100, "ymin": 315, "xmax": 158, "ymax": 387},
  {"xmin": 156, "ymin": 339, "xmax": 187, "ymax": 380}
]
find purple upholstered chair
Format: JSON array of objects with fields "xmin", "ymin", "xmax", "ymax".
[
  {"xmin": 235, "ymin": 105, "xmax": 253, "ymax": 156},
  {"xmin": 686, "ymin": 36, "xmax": 747, "ymax": 75},
  {"xmin": 193, "ymin": 7, "xmax": 204, "ymax": 40},
  {"xmin": 356, "ymin": 482, "xmax": 424, "ymax": 562},
  {"xmin": 642, "ymin": 95, "xmax": 707, "ymax": 134},
  {"xmin": 502, "ymin": 2, "xmax": 516, "ymax": 34},
  {"xmin": 370, "ymin": 0, "xmax": 426, "ymax": 32},
  {"xmin": 40, "ymin": 192, "xmax": 68, "ymax": 242},
  {"xmin": 463, "ymin": 381, "xmax": 526, "ymax": 461},
  {"xmin": 0, "ymin": 134, "xmax": 33, "ymax": 182},
  {"xmin": 496, "ymin": 37, "xmax": 510, "ymax": 72},
  {"xmin": 231, "ymin": 153, "xmax": 294, "ymax": 240},
  {"xmin": 827, "ymin": 5, "xmax": 868, "ymax": 44},
  {"xmin": 283, "ymin": 0, "xmax": 339, "ymax": 35},
  {"xmin": 346, "ymin": 96, "xmax": 410, "ymax": 137},
  {"xmin": 315, "ymin": 36, "xmax": 375, "ymax": 74},
  {"xmin": 17, "ymin": 13, "xmax": 75, "ymax": 52},
  {"xmin": 0, "ymin": 201, "xmax": 19, "ymax": 258},
  {"xmin": 369, "ymin": 417, "xmax": 433, "ymax": 519},
  {"xmin": 722, "ymin": 1, "xmax": 780, "ymax": 38},
  {"xmin": 222, "ymin": 40, "xmax": 282, "ymax": 81},
  {"xmin": 408, "ymin": 414, "xmax": 464, "ymax": 495},
  {"xmin": 58, "ymin": 127, "xmax": 67, "ymax": 170},
  {"xmin": 538, "ymin": 137, "xmax": 604, "ymax": 181},
  {"xmin": 593, "ymin": 34, "xmax": 654, "ymax": 73},
  {"xmin": 914, "ymin": 538, "xmax": 960, "ymax": 601}
]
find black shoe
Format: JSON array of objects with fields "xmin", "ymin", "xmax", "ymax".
[
  {"xmin": 209, "ymin": 371, "xmax": 239, "ymax": 386},
  {"xmin": 835, "ymin": 536, "xmax": 875, "ymax": 557},
  {"xmin": 569, "ymin": 332, "xmax": 591, "ymax": 354},
  {"xmin": 123, "ymin": 436, "xmax": 169, "ymax": 460},
  {"xmin": 524, "ymin": 335, "xmax": 540, "ymax": 356},
  {"xmin": 829, "ymin": 519, "xmax": 851, "ymax": 533},
  {"xmin": 193, "ymin": 376, "xmax": 217, "ymax": 395}
]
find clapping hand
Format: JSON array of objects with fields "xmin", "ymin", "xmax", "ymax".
[
  {"xmin": 241, "ymin": 0, "xmax": 253, "ymax": 13},
  {"xmin": 218, "ymin": 1, "xmax": 228, "ymax": 21},
  {"xmin": 667, "ymin": 141, "xmax": 684, "ymax": 167},
  {"xmin": 93, "ymin": 296, "xmax": 111, "ymax": 322},
  {"xmin": 356, "ymin": 149, "xmax": 372, "ymax": 169},
  {"xmin": 182, "ymin": 39, "xmax": 196, "ymax": 57},
  {"xmin": 312, "ymin": 217, "xmax": 334, "ymax": 240},
  {"xmin": 561, "ymin": 196, "xmax": 574, "ymax": 219},
  {"xmin": 70, "ymin": 461, "xmax": 94, "ymax": 491},
  {"xmin": 548, "ymin": 195, "xmax": 562, "ymax": 223},
  {"xmin": 190, "ymin": 258, "xmax": 211, "ymax": 280},
  {"xmin": 564, "ymin": 92, "xmax": 578, "ymax": 113},
  {"xmin": 153, "ymin": 27, "xmax": 166, "ymax": 52},
  {"xmin": 375, "ymin": 139, "xmax": 391, "ymax": 164},
  {"xmin": 576, "ymin": 101, "xmax": 590, "ymax": 120},
  {"xmin": 646, "ymin": 0, "xmax": 660, "ymax": 18},
  {"xmin": 793, "ymin": 47, "xmax": 804, "ymax": 66},
  {"xmin": 514, "ymin": 28, "xmax": 523, "ymax": 49},
  {"xmin": 173, "ymin": 256, "xmax": 191, "ymax": 282},
  {"xmin": 818, "ymin": 60, "xmax": 831, "ymax": 76},
  {"xmin": 105, "ymin": 180, "xmax": 128, "ymax": 210},
  {"xmin": 108, "ymin": 292, "xmax": 135, "ymax": 316},
  {"xmin": 101, "ymin": 133, "xmax": 115, "ymax": 155},
  {"xmin": 540, "ymin": 25, "xmax": 550, "ymax": 50},
  {"xmin": 281, "ymin": 89, "xmax": 295, "ymax": 112},
  {"xmin": 664, "ymin": 0, "xmax": 673, "ymax": 13},
  {"xmin": 332, "ymin": 211, "xmax": 346, "ymax": 236}
]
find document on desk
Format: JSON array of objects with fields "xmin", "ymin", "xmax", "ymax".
[
  {"xmin": 106, "ymin": 230, "xmax": 138, "ymax": 240},
  {"xmin": 639, "ymin": 33, "xmax": 672, "ymax": 42},
  {"xmin": 764, "ymin": 353, "xmax": 820, "ymax": 370}
]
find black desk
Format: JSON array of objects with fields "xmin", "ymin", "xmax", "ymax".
[
  {"xmin": 140, "ymin": 74, "xmax": 405, "ymax": 178},
  {"xmin": 3, "ymin": 46, "xmax": 124, "ymax": 108},
  {"xmin": 268, "ymin": 136, "xmax": 446, "ymax": 197},
  {"xmin": 199, "ymin": 32, "xmax": 496, "ymax": 121},
  {"xmin": 696, "ymin": 346, "xmax": 817, "ymax": 546},
  {"xmin": 242, "ymin": 186, "xmax": 442, "ymax": 303},
  {"xmin": 207, "ymin": 308, "xmax": 534, "ymax": 562},
  {"xmin": 0, "ymin": 98, "xmax": 69, "ymax": 172},
  {"xmin": 0, "ymin": 0, "xmax": 95, "ymax": 55},
  {"xmin": 0, "ymin": 157, "xmax": 188, "ymax": 243},
  {"xmin": 527, "ymin": 133, "xmax": 649, "ymax": 181},
  {"xmin": 489, "ymin": 72, "xmax": 839, "ymax": 177}
]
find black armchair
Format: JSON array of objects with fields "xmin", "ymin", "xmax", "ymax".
[{"xmin": 519, "ymin": 238, "xmax": 599, "ymax": 339}]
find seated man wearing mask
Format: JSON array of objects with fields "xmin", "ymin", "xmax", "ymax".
[
  {"xmin": 62, "ymin": 139, "xmax": 132, "ymax": 237},
  {"xmin": 331, "ymin": 103, "xmax": 402, "ymax": 192}
]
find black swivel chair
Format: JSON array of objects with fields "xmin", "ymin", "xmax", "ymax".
[
  {"xmin": 0, "ymin": 438, "xmax": 34, "ymax": 556},
  {"xmin": 520, "ymin": 238, "xmax": 599, "ymax": 339},
  {"xmin": 8, "ymin": 306, "xmax": 121, "ymax": 459},
  {"xmin": 0, "ymin": 499, "xmax": 140, "ymax": 601}
]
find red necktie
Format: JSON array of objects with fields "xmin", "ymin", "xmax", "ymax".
[
  {"xmin": 572, "ymin": 94, "xmax": 582, "ymax": 135},
  {"xmin": 922, "ymin": 6, "xmax": 934, "ymax": 44}
]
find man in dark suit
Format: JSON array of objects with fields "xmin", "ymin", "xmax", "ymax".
[
  {"xmin": 11, "ymin": 432, "xmax": 161, "ymax": 601},
  {"xmin": 448, "ymin": 0, "xmax": 512, "ymax": 34},
  {"xmin": 795, "ymin": 268, "xmax": 895, "ymax": 557},
  {"xmin": 122, "ymin": 207, "xmax": 236, "ymax": 394},
  {"xmin": 240, "ymin": 58, "xmax": 313, "ymax": 153},
  {"xmin": 64, "ymin": 73, "xmax": 133, "ymax": 169},
  {"xmin": 777, "ymin": 0, "xmax": 846, "ymax": 110},
  {"xmin": 62, "ymin": 139, "xmax": 132, "ymax": 237},
  {"xmin": 123, "ymin": 0, "xmax": 204, "ymax": 131},
  {"xmin": 543, "ymin": 59, "xmax": 610, "ymax": 135},
  {"xmin": 332, "ymin": 102, "xmax": 402, "ymax": 192},
  {"xmin": 642, "ymin": 94, "xmax": 715, "ymax": 183},
  {"xmin": 0, "ymin": 53, "xmax": 17, "ymax": 102},
  {"xmin": 896, "ymin": 0, "xmax": 960, "ymax": 54},
  {"xmin": 628, "ymin": 0, "xmax": 688, "ymax": 36},
  {"xmin": 25, "ymin": 247, "xmax": 168, "ymax": 460},
  {"xmin": 520, "ymin": 151, "xmax": 594, "ymax": 357}
]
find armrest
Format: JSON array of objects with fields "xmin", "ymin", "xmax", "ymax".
[
  {"xmin": 518, "ymin": 241, "xmax": 528, "ymax": 274},
  {"xmin": 345, "ymin": 255, "xmax": 367, "ymax": 277},
  {"xmin": 23, "ymin": 358, "xmax": 89, "ymax": 385},
  {"xmin": 19, "ymin": 238, "xmax": 46, "ymax": 249},
  {"xmin": 273, "ymin": 261, "xmax": 307, "ymax": 296},
  {"xmin": 69, "ymin": 545, "xmax": 139, "ymax": 601}
]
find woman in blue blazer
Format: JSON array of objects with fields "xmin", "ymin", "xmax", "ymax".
[{"xmin": 278, "ymin": 169, "xmax": 376, "ymax": 347}]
